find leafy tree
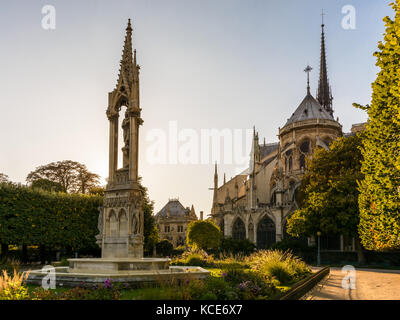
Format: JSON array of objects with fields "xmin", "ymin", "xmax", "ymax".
[
  {"xmin": 134, "ymin": 177, "xmax": 159, "ymax": 255},
  {"xmin": 76, "ymin": 167, "xmax": 101, "ymax": 194},
  {"xmin": 187, "ymin": 220, "xmax": 222, "ymax": 251},
  {"xmin": 0, "ymin": 173, "xmax": 9, "ymax": 184},
  {"xmin": 31, "ymin": 178, "xmax": 63, "ymax": 192},
  {"xmin": 156, "ymin": 239, "xmax": 174, "ymax": 257},
  {"xmin": 286, "ymin": 135, "xmax": 365, "ymax": 263},
  {"xmin": 353, "ymin": 1, "xmax": 400, "ymax": 250},
  {"xmin": 88, "ymin": 186, "xmax": 105, "ymax": 196},
  {"xmin": 26, "ymin": 160, "xmax": 100, "ymax": 194}
]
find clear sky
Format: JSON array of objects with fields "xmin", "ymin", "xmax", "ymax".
[{"xmin": 0, "ymin": 0, "xmax": 394, "ymax": 216}]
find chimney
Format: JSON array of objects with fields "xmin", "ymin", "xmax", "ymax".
[{"xmin": 200, "ymin": 211, "xmax": 204, "ymax": 220}]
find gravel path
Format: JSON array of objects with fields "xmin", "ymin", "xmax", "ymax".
[{"xmin": 310, "ymin": 268, "xmax": 400, "ymax": 300}]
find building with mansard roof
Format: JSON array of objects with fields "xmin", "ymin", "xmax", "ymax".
[
  {"xmin": 155, "ymin": 199, "xmax": 198, "ymax": 247},
  {"xmin": 210, "ymin": 20, "xmax": 365, "ymax": 252}
]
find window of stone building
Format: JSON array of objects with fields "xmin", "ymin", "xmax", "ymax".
[
  {"xmin": 177, "ymin": 225, "xmax": 183, "ymax": 233},
  {"xmin": 299, "ymin": 154, "xmax": 306, "ymax": 171},
  {"xmin": 164, "ymin": 226, "xmax": 170, "ymax": 233},
  {"xmin": 300, "ymin": 139, "xmax": 310, "ymax": 153},
  {"xmin": 285, "ymin": 150, "xmax": 293, "ymax": 172},
  {"xmin": 232, "ymin": 218, "xmax": 246, "ymax": 240}
]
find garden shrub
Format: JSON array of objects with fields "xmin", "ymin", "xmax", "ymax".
[
  {"xmin": 0, "ymin": 269, "xmax": 30, "ymax": 300},
  {"xmin": 156, "ymin": 240, "xmax": 174, "ymax": 257},
  {"xmin": 171, "ymin": 248, "xmax": 215, "ymax": 267},
  {"xmin": 223, "ymin": 268, "xmax": 276, "ymax": 299},
  {"xmin": 220, "ymin": 237, "xmax": 256, "ymax": 255},
  {"xmin": 0, "ymin": 258, "xmax": 21, "ymax": 274},
  {"xmin": 186, "ymin": 220, "xmax": 222, "ymax": 251},
  {"xmin": 247, "ymin": 250, "xmax": 311, "ymax": 285},
  {"xmin": 0, "ymin": 183, "xmax": 102, "ymax": 258}
]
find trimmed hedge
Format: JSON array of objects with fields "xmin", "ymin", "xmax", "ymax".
[{"xmin": 0, "ymin": 183, "xmax": 102, "ymax": 255}]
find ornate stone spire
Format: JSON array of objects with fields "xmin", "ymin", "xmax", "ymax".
[
  {"xmin": 317, "ymin": 11, "xmax": 333, "ymax": 115},
  {"xmin": 211, "ymin": 162, "xmax": 218, "ymax": 214},
  {"xmin": 117, "ymin": 19, "xmax": 135, "ymax": 93}
]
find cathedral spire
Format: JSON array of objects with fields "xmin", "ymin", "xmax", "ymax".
[
  {"xmin": 116, "ymin": 19, "xmax": 135, "ymax": 94},
  {"xmin": 317, "ymin": 10, "xmax": 333, "ymax": 115},
  {"xmin": 211, "ymin": 162, "xmax": 219, "ymax": 214}
]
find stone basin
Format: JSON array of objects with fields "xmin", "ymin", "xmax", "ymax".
[
  {"xmin": 26, "ymin": 265, "xmax": 210, "ymax": 288},
  {"xmin": 67, "ymin": 258, "xmax": 171, "ymax": 274}
]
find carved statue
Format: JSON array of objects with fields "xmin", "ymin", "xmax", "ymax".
[
  {"xmin": 122, "ymin": 112, "xmax": 130, "ymax": 162},
  {"xmin": 97, "ymin": 206, "xmax": 104, "ymax": 236},
  {"xmin": 131, "ymin": 208, "xmax": 138, "ymax": 234}
]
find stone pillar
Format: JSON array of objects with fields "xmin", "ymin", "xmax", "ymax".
[
  {"xmin": 129, "ymin": 114, "xmax": 138, "ymax": 182},
  {"xmin": 108, "ymin": 116, "xmax": 118, "ymax": 184}
]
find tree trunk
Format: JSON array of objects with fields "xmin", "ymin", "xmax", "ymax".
[
  {"xmin": 39, "ymin": 246, "xmax": 47, "ymax": 265},
  {"xmin": 355, "ymin": 236, "xmax": 366, "ymax": 265},
  {"xmin": 1, "ymin": 244, "xmax": 9, "ymax": 259},
  {"xmin": 21, "ymin": 244, "xmax": 28, "ymax": 263}
]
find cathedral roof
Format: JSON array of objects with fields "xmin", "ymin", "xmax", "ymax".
[
  {"xmin": 283, "ymin": 93, "xmax": 334, "ymax": 127},
  {"xmin": 259, "ymin": 143, "xmax": 279, "ymax": 159}
]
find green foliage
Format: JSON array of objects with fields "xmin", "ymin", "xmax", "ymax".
[
  {"xmin": 223, "ymin": 268, "xmax": 276, "ymax": 299},
  {"xmin": 220, "ymin": 237, "xmax": 256, "ymax": 255},
  {"xmin": 31, "ymin": 179, "xmax": 63, "ymax": 193},
  {"xmin": 0, "ymin": 258, "xmax": 21, "ymax": 274},
  {"xmin": 271, "ymin": 239, "xmax": 312, "ymax": 253},
  {"xmin": 143, "ymin": 199, "xmax": 159, "ymax": 256},
  {"xmin": 286, "ymin": 135, "xmax": 363, "ymax": 239},
  {"xmin": 0, "ymin": 183, "xmax": 102, "ymax": 252},
  {"xmin": 26, "ymin": 160, "xmax": 100, "ymax": 194},
  {"xmin": 0, "ymin": 174, "xmax": 9, "ymax": 184},
  {"xmin": 29, "ymin": 281, "xmax": 121, "ymax": 300},
  {"xmin": 186, "ymin": 220, "xmax": 222, "ymax": 250},
  {"xmin": 87, "ymin": 186, "xmax": 105, "ymax": 196},
  {"xmin": 246, "ymin": 250, "xmax": 311, "ymax": 285},
  {"xmin": 156, "ymin": 240, "xmax": 174, "ymax": 257},
  {"xmin": 353, "ymin": 2, "xmax": 400, "ymax": 250},
  {"xmin": 171, "ymin": 249, "xmax": 215, "ymax": 267},
  {"xmin": 0, "ymin": 270, "xmax": 29, "ymax": 300}
]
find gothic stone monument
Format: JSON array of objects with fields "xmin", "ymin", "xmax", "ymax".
[
  {"xmin": 96, "ymin": 19, "xmax": 145, "ymax": 259},
  {"xmin": 26, "ymin": 20, "xmax": 209, "ymax": 285}
]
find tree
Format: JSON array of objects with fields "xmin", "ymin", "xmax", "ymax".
[
  {"xmin": 156, "ymin": 240, "xmax": 174, "ymax": 257},
  {"xmin": 88, "ymin": 186, "xmax": 105, "ymax": 197},
  {"xmin": 186, "ymin": 220, "xmax": 222, "ymax": 251},
  {"xmin": 353, "ymin": 2, "xmax": 400, "ymax": 251},
  {"xmin": 76, "ymin": 167, "xmax": 101, "ymax": 194},
  {"xmin": 31, "ymin": 178, "xmax": 63, "ymax": 192},
  {"xmin": 135, "ymin": 176, "xmax": 159, "ymax": 255},
  {"xmin": 0, "ymin": 173, "xmax": 9, "ymax": 183},
  {"xmin": 286, "ymin": 135, "xmax": 365, "ymax": 263},
  {"xmin": 26, "ymin": 160, "xmax": 100, "ymax": 194}
]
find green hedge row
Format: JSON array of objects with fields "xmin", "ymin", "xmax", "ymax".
[{"xmin": 0, "ymin": 183, "xmax": 102, "ymax": 252}]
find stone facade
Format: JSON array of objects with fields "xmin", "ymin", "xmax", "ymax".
[
  {"xmin": 155, "ymin": 199, "xmax": 198, "ymax": 247},
  {"xmin": 96, "ymin": 20, "xmax": 145, "ymax": 259},
  {"xmin": 210, "ymin": 22, "xmax": 362, "ymax": 251}
]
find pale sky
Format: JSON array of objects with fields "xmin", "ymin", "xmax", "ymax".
[{"xmin": 0, "ymin": 0, "xmax": 393, "ymax": 216}]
